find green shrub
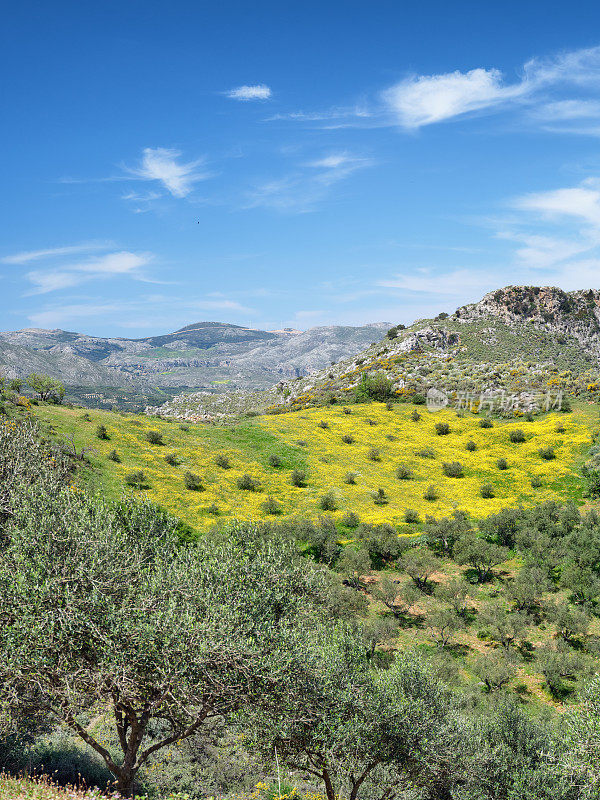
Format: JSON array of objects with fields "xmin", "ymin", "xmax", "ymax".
[
  {"xmin": 81, "ymin": 412, "xmax": 91, "ymax": 422},
  {"xmin": 423, "ymin": 485, "xmax": 439, "ymax": 501},
  {"xmin": 416, "ymin": 447, "xmax": 435, "ymax": 458},
  {"xmin": 413, "ymin": 393, "xmax": 426, "ymax": 405},
  {"xmin": 268, "ymin": 454, "xmax": 282, "ymax": 467},
  {"xmin": 435, "ymin": 422, "xmax": 451, "ymax": 435},
  {"xmin": 442, "ymin": 461, "xmax": 464, "ymax": 478},
  {"xmin": 145, "ymin": 430, "xmax": 164, "ymax": 445},
  {"xmin": 465, "ymin": 440, "xmax": 477, "ymax": 451},
  {"xmin": 290, "ymin": 469, "xmax": 307, "ymax": 487},
  {"xmin": 480, "ymin": 483, "xmax": 495, "ymax": 498},
  {"xmin": 355, "ymin": 372, "xmax": 394, "ymax": 402},
  {"xmin": 365, "ymin": 418, "xmax": 377, "ymax": 426},
  {"xmin": 531, "ymin": 475, "xmax": 543, "ymax": 488},
  {"xmin": 107, "ymin": 449, "xmax": 121, "ymax": 463},
  {"xmin": 183, "ymin": 471, "xmax": 204, "ymax": 491},
  {"xmin": 207, "ymin": 503, "xmax": 220, "ymax": 515},
  {"xmin": 237, "ymin": 473, "xmax": 261, "ymax": 491},
  {"xmin": 373, "ymin": 488, "xmax": 389, "ymax": 506},
  {"xmin": 539, "ymin": 446, "xmax": 556, "ymax": 460},
  {"xmin": 555, "ymin": 423, "xmax": 566, "ymax": 433},
  {"xmin": 215, "ymin": 453, "xmax": 231, "ymax": 469},
  {"xmin": 341, "ymin": 434, "xmax": 355, "ymax": 444},
  {"xmin": 319, "ymin": 491, "xmax": 337, "ymax": 511},
  {"xmin": 164, "ymin": 453, "xmax": 179, "ymax": 466},
  {"xmin": 404, "ymin": 508, "xmax": 420, "ymax": 523},
  {"xmin": 261, "ymin": 496, "xmax": 282, "ymax": 515},
  {"xmin": 342, "ymin": 511, "xmax": 360, "ymax": 528},
  {"xmin": 496, "ymin": 457, "xmax": 509, "ymax": 470},
  {"xmin": 396, "ymin": 464, "xmax": 413, "ymax": 480},
  {"xmin": 344, "ymin": 472, "xmax": 358, "ymax": 485},
  {"xmin": 509, "ymin": 429, "xmax": 526, "ymax": 443},
  {"xmin": 96, "ymin": 424, "xmax": 109, "ymax": 440},
  {"xmin": 410, "ymin": 410, "xmax": 421, "ymax": 422},
  {"xmin": 385, "ymin": 401, "xmax": 394, "ymax": 411},
  {"xmin": 524, "ymin": 411, "xmax": 534, "ymax": 422},
  {"xmin": 479, "ymin": 418, "xmax": 493, "ymax": 428},
  {"xmin": 342, "ymin": 407, "xmax": 352, "ymax": 414},
  {"xmin": 125, "ymin": 470, "xmax": 148, "ymax": 489},
  {"xmin": 179, "ymin": 424, "xmax": 190, "ymax": 431},
  {"xmin": 368, "ymin": 447, "xmax": 381, "ymax": 461},
  {"xmin": 318, "ymin": 420, "xmax": 329, "ymax": 429}
]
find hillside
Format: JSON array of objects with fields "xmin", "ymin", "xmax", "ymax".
[
  {"xmin": 31, "ymin": 399, "xmax": 594, "ymax": 532},
  {"xmin": 0, "ymin": 321, "xmax": 389, "ymax": 408}
]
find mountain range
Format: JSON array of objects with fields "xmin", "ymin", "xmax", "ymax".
[
  {"xmin": 0, "ymin": 320, "xmax": 390, "ymax": 408},
  {"xmin": 151, "ymin": 286, "xmax": 600, "ymax": 420}
]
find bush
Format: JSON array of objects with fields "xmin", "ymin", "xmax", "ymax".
[
  {"xmin": 539, "ymin": 446, "xmax": 556, "ymax": 460},
  {"xmin": 215, "ymin": 453, "xmax": 231, "ymax": 469},
  {"xmin": 385, "ymin": 401, "xmax": 394, "ymax": 411},
  {"xmin": 410, "ymin": 410, "xmax": 421, "ymax": 422},
  {"xmin": 531, "ymin": 475, "xmax": 543, "ymax": 488},
  {"xmin": 342, "ymin": 406, "xmax": 352, "ymax": 414},
  {"xmin": 555, "ymin": 423, "xmax": 566, "ymax": 433},
  {"xmin": 442, "ymin": 461, "xmax": 464, "ymax": 478},
  {"xmin": 344, "ymin": 472, "xmax": 358, "ymax": 485},
  {"xmin": 341, "ymin": 511, "xmax": 360, "ymax": 528},
  {"xmin": 480, "ymin": 483, "xmax": 496, "ymax": 498},
  {"xmin": 96, "ymin": 424, "xmax": 109, "ymax": 440},
  {"xmin": 423, "ymin": 485, "xmax": 439, "ymax": 501},
  {"xmin": 355, "ymin": 372, "xmax": 394, "ymax": 402},
  {"xmin": 509, "ymin": 429, "xmax": 526, "ymax": 443},
  {"xmin": 145, "ymin": 430, "xmax": 164, "ymax": 445},
  {"xmin": 319, "ymin": 491, "xmax": 337, "ymax": 511},
  {"xmin": 341, "ymin": 434, "xmax": 355, "ymax": 444},
  {"xmin": 404, "ymin": 508, "xmax": 420, "ymax": 523},
  {"xmin": 479, "ymin": 418, "xmax": 493, "ymax": 428},
  {"xmin": 290, "ymin": 469, "xmax": 307, "ymax": 487},
  {"xmin": 318, "ymin": 420, "xmax": 329, "ymax": 429},
  {"xmin": 373, "ymin": 488, "xmax": 389, "ymax": 505},
  {"xmin": 365, "ymin": 418, "xmax": 377, "ymax": 426},
  {"xmin": 416, "ymin": 446, "xmax": 435, "ymax": 458},
  {"xmin": 207, "ymin": 503, "xmax": 220, "ymax": 515},
  {"xmin": 183, "ymin": 471, "xmax": 204, "ymax": 491},
  {"xmin": 496, "ymin": 457, "xmax": 509, "ymax": 470},
  {"xmin": 412, "ymin": 393, "xmax": 426, "ymax": 405},
  {"xmin": 164, "ymin": 452, "xmax": 179, "ymax": 466},
  {"xmin": 435, "ymin": 422, "xmax": 451, "ymax": 435},
  {"xmin": 368, "ymin": 447, "xmax": 381, "ymax": 461},
  {"xmin": 524, "ymin": 411, "xmax": 535, "ymax": 421},
  {"xmin": 125, "ymin": 470, "xmax": 148, "ymax": 489},
  {"xmin": 261, "ymin": 496, "xmax": 282, "ymax": 515},
  {"xmin": 237, "ymin": 473, "xmax": 261, "ymax": 491},
  {"xmin": 268, "ymin": 454, "xmax": 282, "ymax": 467},
  {"xmin": 107, "ymin": 449, "xmax": 121, "ymax": 463},
  {"xmin": 396, "ymin": 464, "xmax": 413, "ymax": 480},
  {"xmin": 179, "ymin": 424, "xmax": 190, "ymax": 431},
  {"xmin": 465, "ymin": 440, "xmax": 477, "ymax": 451}
]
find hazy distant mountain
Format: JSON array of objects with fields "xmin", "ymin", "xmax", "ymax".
[{"xmin": 0, "ymin": 321, "xmax": 391, "ymax": 404}]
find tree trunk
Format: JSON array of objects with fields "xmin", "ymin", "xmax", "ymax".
[
  {"xmin": 322, "ymin": 768, "xmax": 336, "ymax": 800},
  {"xmin": 115, "ymin": 772, "xmax": 135, "ymax": 798}
]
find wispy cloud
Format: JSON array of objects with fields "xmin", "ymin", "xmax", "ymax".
[
  {"xmin": 24, "ymin": 250, "xmax": 153, "ymax": 295},
  {"xmin": 272, "ymin": 45, "xmax": 600, "ymax": 133},
  {"xmin": 125, "ymin": 147, "xmax": 209, "ymax": 198},
  {"xmin": 1, "ymin": 241, "xmax": 112, "ymax": 265},
  {"xmin": 247, "ymin": 151, "xmax": 374, "ymax": 212},
  {"xmin": 227, "ymin": 84, "xmax": 272, "ymax": 101}
]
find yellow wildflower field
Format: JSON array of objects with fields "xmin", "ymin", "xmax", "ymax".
[{"xmin": 31, "ymin": 401, "xmax": 594, "ymax": 531}]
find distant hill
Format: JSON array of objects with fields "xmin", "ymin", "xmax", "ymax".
[
  {"xmin": 0, "ymin": 320, "xmax": 390, "ymax": 407},
  {"xmin": 151, "ymin": 286, "xmax": 600, "ymax": 420}
]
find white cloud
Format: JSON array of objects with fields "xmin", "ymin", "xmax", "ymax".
[
  {"xmin": 382, "ymin": 68, "xmax": 527, "ymax": 129},
  {"xmin": 512, "ymin": 185, "xmax": 600, "ymax": 227},
  {"xmin": 377, "ymin": 268, "xmax": 495, "ymax": 297},
  {"xmin": 126, "ymin": 147, "xmax": 209, "ymax": 198},
  {"xmin": 247, "ymin": 151, "xmax": 373, "ymax": 212},
  {"xmin": 24, "ymin": 251, "xmax": 152, "ymax": 295},
  {"xmin": 227, "ymin": 84, "xmax": 272, "ymax": 101},
  {"xmin": 274, "ymin": 45, "xmax": 600, "ymax": 132},
  {"xmin": 1, "ymin": 241, "xmax": 112, "ymax": 265}
]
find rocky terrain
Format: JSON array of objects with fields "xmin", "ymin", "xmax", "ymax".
[
  {"xmin": 152, "ymin": 286, "xmax": 600, "ymax": 419},
  {"xmin": 0, "ymin": 320, "xmax": 389, "ymax": 407}
]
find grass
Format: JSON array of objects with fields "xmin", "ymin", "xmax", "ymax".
[
  {"xmin": 0, "ymin": 774, "xmax": 105, "ymax": 799},
  {"xmin": 30, "ymin": 401, "xmax": 595, "ymax": 531}
]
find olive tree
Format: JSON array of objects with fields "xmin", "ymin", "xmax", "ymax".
[
  {"xmin": 25, "ymin": 373, "xmax": 65, "ymax": 402},
  {"xmin": 0, "ymin": 476, "xmax": 326, "ymax": 797}
]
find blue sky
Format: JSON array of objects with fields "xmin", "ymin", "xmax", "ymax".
[{"xmin": 4, "ymin": 0, "xmax": 600, "ymax": 336}]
